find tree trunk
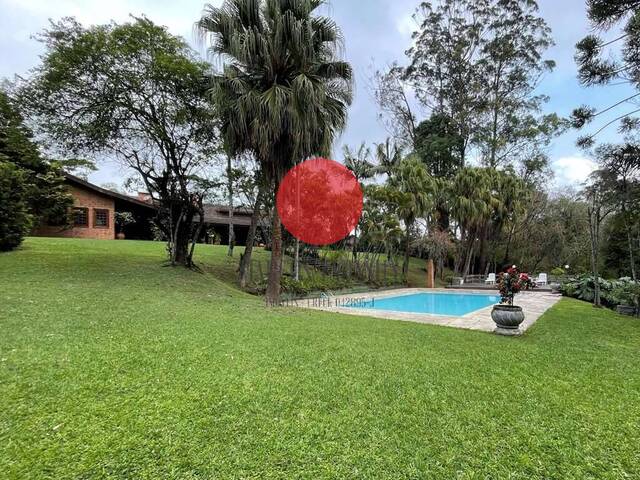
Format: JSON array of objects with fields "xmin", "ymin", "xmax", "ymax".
[
  {"xmin": 294, "ymin": 238, "xmax": 300, "ymax": 281},
  {"xmin": 173, "ymin": 222, "xmax": 192, "ymax": 266},
  {"xmin": 239, "ymin": 191, "xmax": 262, "ymax": 288},
  {"xmin": 626, "ymin": 225, "xmax": 637, "ymax": 281},
  {"xmin": 266, "ymin": 208, "xmax": 283, "ymax": 305},
  {"xmin": 352, "ymin": 226, "xmax": 359, "ymax": 260},
  {"xmin": 591, "ymin": 246, "xmax": 601, "ymax": 308},
  {"xmin": 588, "ymin": 208, "xmax": 602, "ymax": 307},
  {"xmin": 227, "ymin": 155, "xmax": 235, "ymax": 257},
  {"xmin": 503, "ymin": 224, "xmax": 515, "ymax": 265},
  {"xmin": 462, "ymin": 241, "xmax": 475, "ymax": 279},
  {"xmin": 403, "ymin": 224, "xmax": 411, "ymax": 284}
]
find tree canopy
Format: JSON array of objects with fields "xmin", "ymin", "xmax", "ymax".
[{"xmin": 19, "ymin": 16, "xmax": 220, "ymax": 266}]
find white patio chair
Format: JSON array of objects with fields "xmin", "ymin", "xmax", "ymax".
[
  {"xmin": 536, "ymin": 273, "xmax": 548, "ymax": 286},
  {"xmin": 485, "ymin": 273, "xmax": 496, "ymax": 285}
]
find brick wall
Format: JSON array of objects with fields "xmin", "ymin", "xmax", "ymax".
[{"xmin": 32, "ymin": 184, "xmax": 115, "ymax": 240}]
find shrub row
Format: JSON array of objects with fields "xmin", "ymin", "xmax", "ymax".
[{"xmin": 560, "ymin": 275, "xmax": 640, "ymax": 313}]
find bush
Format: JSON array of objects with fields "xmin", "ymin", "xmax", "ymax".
[
  {"xmin": 610, "ymin": 279, "xmax": 640, "ymax": 310},
  {"xmin": 115, "ymin": 211, "xmax": 135, "ymax": 233},
  {"xmin": 253, "ymin": 270, "xmax": 353, "ymax": 297},
  {"xmin": 321, "ymin": 248, "xmax": 350, "ymax": 263},
  {"xmin": 0, "ymin": 162, "xmax": 32, "ymax": 251},
  {"xmin": 280, "ymin": 272, "xmax": 353, "ymax": 296},
  {"xmin": 560, "ymin": 274, "xmax": 639, "ymax": 310}
]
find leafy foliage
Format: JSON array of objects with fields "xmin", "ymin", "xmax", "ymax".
[
  {"xmin": 0, "ymin": 162, "xmax": 31, "ymax": 251},
  {"xmin": 560, "ymin": 274, "xmax": 640, "ymax": 310},
  {"xmin": 0, "ymin": 90, "xmax": 71, "ymax": 250},
  {"xmin": 114, "ymin": 211, "xmax": 136, "ymax": 233},
  {"xmin": 278, "ymin": 273, "xmax": 353, "ymax": 296},
  {"xmin": 414, "ymin": 114, "xmax": 464, "ymax": 178}
]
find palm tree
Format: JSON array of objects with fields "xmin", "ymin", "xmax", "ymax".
[
  {"xmin": 449, "ymin": 167, "xmax": 495, "ymax": 278},
  {"xmin": 343, "ymin": 143, "xmax": 374, "ymax": 183},
  {"xmin": 343, "ymin": 142, "xmax": 374, "ymax": 259},
  {"xmin": 373, "ymin": 138, "xmax": 403, "ymax": 178},
  {"xmin": 385, "ymin": 155, "xmax": 434, "ymax": 282},
  {"xmin": 197, "ymin": 0, "xmax": 353, "ymax": 303}
]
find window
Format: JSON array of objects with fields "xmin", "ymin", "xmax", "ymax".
[
  {"xmin": 94, "ymin": 209, "xmax": 109, "ymax": 228},
  {"xmin": 73, "ymin": 207, "xmax": 89, "ymax": 227}
]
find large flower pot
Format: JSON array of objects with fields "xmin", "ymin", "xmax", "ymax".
[
  {"xmin": 491, "ymin": 305, "xmax": 525, "ymax": 330},
  {"xmin": 116, "ymin": 232, "xmax": 126, "ymax": 240}
]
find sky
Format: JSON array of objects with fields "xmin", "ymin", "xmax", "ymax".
[{"xmin": 0, "ymin": 0, "xmax": 635, "ymax": 190}]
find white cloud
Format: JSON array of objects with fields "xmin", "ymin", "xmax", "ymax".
[
  {"xmin": 395, "ymin": 12, "xmax": 416, "ymax": 38},
  {"xmin": 552, "ymin": 155, "xmax": 597, "ymax": 186}
]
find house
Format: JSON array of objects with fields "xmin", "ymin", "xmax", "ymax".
[
  {"xmin": 32, "ymin": 174, "xmax": 262, "ymax": 245},
  {"xmin": 32, "ymin": 173, "xmax": 157, "ymax": 240},
  {"xmin": 201, "ymin": 204, "xmax": 263, "ymax": 246}
]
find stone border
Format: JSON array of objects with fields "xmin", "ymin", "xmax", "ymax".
[{"xmin": 303, "ymin": 288, "xmax": 562, "ymax": 334}]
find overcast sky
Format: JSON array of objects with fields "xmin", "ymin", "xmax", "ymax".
[{"xmin": 1, "ymin": 0, "xmax": 634, "ymax": 189}]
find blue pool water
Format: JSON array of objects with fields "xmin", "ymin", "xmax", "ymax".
[{"xmin": 349, "ymin": 292, "xmax": 501, "ymax": 316}]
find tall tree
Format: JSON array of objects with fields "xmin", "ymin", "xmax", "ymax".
[
  {"xmin": 0, "ymin": 90, "xmax": 72, "ymax": 251},
  {"xmin": 572, "ymin": 0, "xmax": 640, "ymax": 147},
  {"xmin": 19, "ymin": 17, "xmax": 220, "ymax": 266},
  {"xmin": 413, "ymin": 114, "xmax": 464, "ymax": 233},
  {"xmin": 405, "ymin": 0, "xmax": 489, "ymax": 162},
  {"xmin": 583, "ymin": 171, "xmax": 616, "ymax": 307},
  {"xmin": 405, "ymin": 0, "xmax": 559, "ymax": 167},
  {"xmin": 594, "ymin": 143, "xmax": 640, "ymax": 279},
  {"xmin": 384, "ymin": 155, "xmax": 434, "ymax": 282},
  {"xmin": 343, "ymin": 143, "xmax": 374, "ymax": 260},
  {"xmin": 475, "ymin": 0, "xmax": 558, "ymax": 167},
  {"xmin": 449, "ymin": 168, "xmax": 489, "ymax": 277},
  {"xmin": 198, "ymin": 0, "xmax": 353, "ymax": 304}
]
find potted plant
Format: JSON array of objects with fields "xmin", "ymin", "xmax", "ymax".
[
  {"xmin": 491, "ymin": 266, "xmax": 534, "ymax": 332},
  {"xmin": 114, "ymin": 211, "xmax": 135, "ymax": 240},
  {"xmin": 549, "ymin": 266, "xmax": 565, "ymax": 293}
]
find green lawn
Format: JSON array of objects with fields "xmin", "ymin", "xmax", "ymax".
[{"xmin": 1, "ymin": 238, "xmax": 639, "ymax": 479}]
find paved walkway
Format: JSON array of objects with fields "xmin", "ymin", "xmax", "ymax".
[{"xmin": 305, "ymin": 288, "xmax": 562, "ymax": 335}]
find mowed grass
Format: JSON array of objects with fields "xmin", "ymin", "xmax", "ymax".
[{"xmin": 1, "ymin": 238, "xmax": 639, "ymax": 479}]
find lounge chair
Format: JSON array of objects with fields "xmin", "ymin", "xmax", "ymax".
[
  {"xmin": 536, "ymin": 273, "xmax": 548, "ymax": 286},
  {"xmin": 485, "ymin": 273, "xmax": 496, "ymax": 285}
]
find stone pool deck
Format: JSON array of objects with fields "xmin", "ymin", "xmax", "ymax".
[{"xmin": 305, "ymin": 288, "xmax": 562, "ymax": 335}]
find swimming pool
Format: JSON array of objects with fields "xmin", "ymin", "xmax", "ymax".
[{"xmin": 349, "ymin": 292, "xmax": 501, "ymax": 316}]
